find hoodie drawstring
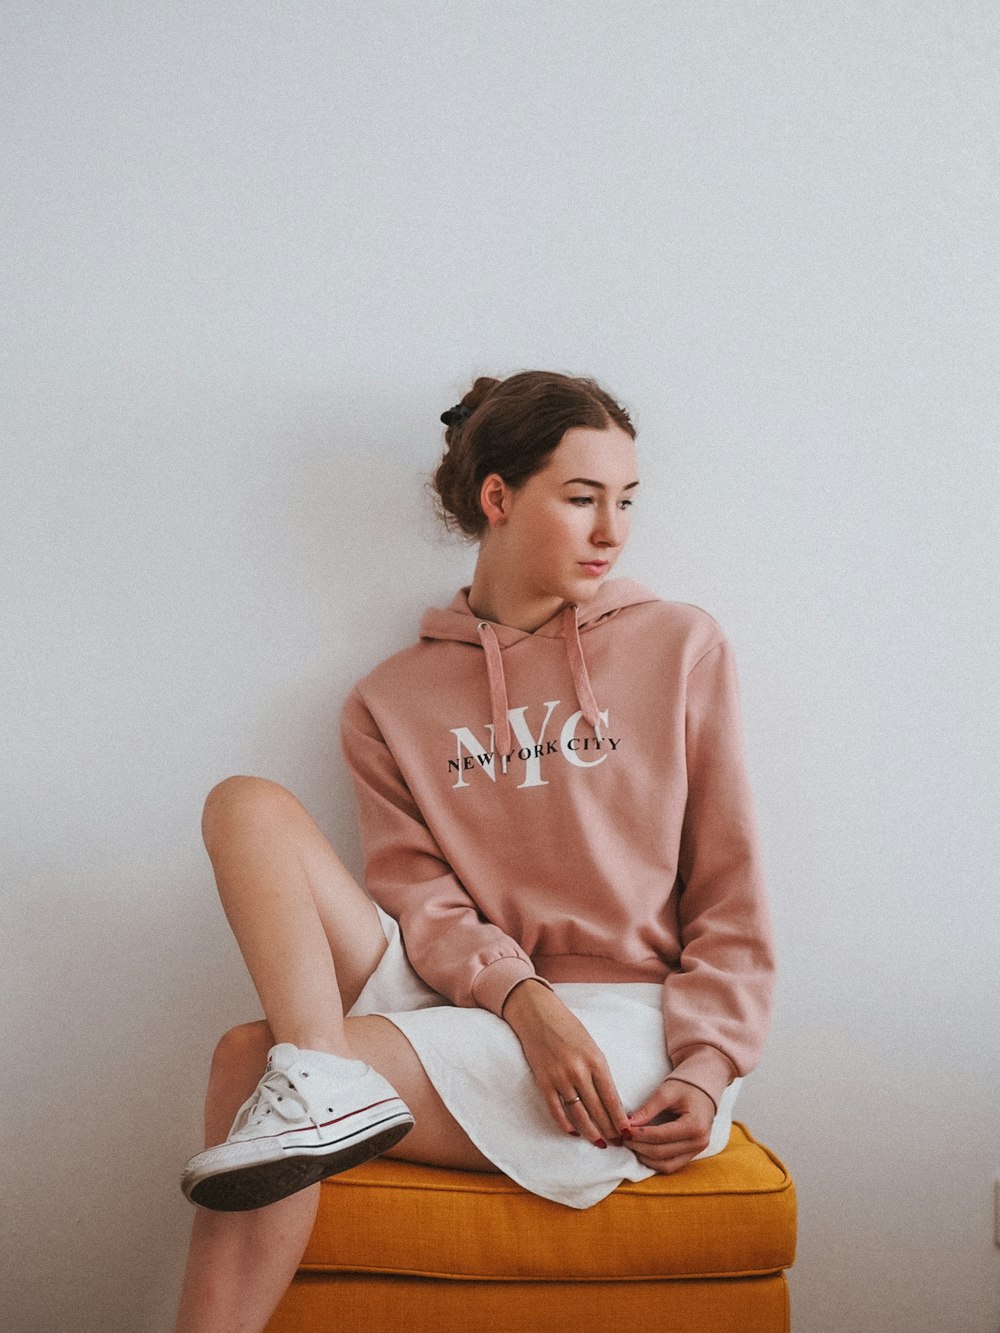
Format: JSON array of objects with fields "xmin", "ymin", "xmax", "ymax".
[
  {"xmin": 476, "ymin": 621, "xmax": 513, "ymax": 754},
  {"xmin": 476, "ymin": 609, "xmax": 604, "ymax": 756},
  {"xmin": 563, "ymin": 605, "xmax": 604, "ymax": 740}
]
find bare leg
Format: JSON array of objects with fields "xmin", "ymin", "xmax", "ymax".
[
  {"xmin": 196, "ymin": 775, "xmax": 383, "ymax": 1053},
  {"xmin": 175, "ymin": 778, "xmax": 495, "ymax": 1333},
  {"xmin": 175, "ymin": 1023, "xmax": 320, "ymax": 1333}
]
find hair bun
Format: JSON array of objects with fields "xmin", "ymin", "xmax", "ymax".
[{"xmin": 439, "ymin": 404, "xmax": 473, "ymax": 427}]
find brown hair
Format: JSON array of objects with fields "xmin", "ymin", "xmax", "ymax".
[{"xmin": 433, "ymin": 370, "xmax": 635, "ymax": 538}]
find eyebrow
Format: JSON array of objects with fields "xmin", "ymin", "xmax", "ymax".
[{"xmin": 562, "ymin": 478, "xmax": 640, "ymax": 490}]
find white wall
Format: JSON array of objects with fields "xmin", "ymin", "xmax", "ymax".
[{"xmin": 3, "ymin": 4, "xmax": 998, "ymax": 1330}]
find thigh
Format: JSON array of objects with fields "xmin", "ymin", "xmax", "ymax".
[
  {"xmin": 346, "ymin": 1015, "xmax": 498, "ymax": 1173},
  {"xmin": 203, "ymin": 776, "xmax": 388, "ymax": 1010}
]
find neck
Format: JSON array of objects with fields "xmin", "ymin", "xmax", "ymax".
[{"xmin": 468, "ymin": 554, "xmax": 566, "ymax": 634}]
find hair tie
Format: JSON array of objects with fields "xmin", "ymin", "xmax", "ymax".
[{"xmin": 440, "ymin": 403, "xmax": 473, "ymax": 427}]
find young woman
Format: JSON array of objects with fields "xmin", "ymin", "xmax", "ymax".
[{"xmin": 175, "ymin": 371, "xmax": 775, "ymax": 1332}]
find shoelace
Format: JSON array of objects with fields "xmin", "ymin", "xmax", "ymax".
[{"xmin": 229, "ymin": 1067, "xmax": 313, "ymax": 1137}]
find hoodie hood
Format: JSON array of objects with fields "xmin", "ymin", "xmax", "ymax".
[{"xmin": 419, "ymin": 578, "xmax": 659, "ymax": 754}]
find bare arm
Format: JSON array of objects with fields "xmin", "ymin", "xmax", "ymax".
[{"xmin": 501, "ymin": 979, "xmax": 631, "ymax": 1149}]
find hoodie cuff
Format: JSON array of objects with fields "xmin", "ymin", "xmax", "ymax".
[
  {"xmin": 665, "ymin": 1046, "xmax": 738, "ymax": 1113},
  {"xmin": 471, "ymin": 957, "xmax": 546, "ymax": 1017}
]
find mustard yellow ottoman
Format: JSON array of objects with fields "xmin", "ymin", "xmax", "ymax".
[{"xmin": 265, "ymin": 1122, "xmax": 796, "ymax": 1333}]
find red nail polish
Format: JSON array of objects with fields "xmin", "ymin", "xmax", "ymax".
[
  {"xmin": 621, "ymin": 1127, "xmax": 633, "ymax": 1140},
  {"xmin": 595, "ymin": 1138, "xmax": 608, "ymax": 1149},
  {"xmin": 568, "ymin": 1130, "xmax": 581, "ymax": 1137}
]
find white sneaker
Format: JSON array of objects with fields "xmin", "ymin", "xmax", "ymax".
[{"xmin": 181, "ymin": 1043, "xmax": 414, "ymax": 1211}]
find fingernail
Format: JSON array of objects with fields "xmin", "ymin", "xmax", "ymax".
[
  {"xmin": 594, "ymin": 1138, "xmax": 608, "ymax": 1149},
  {"xmin": 621, "ymin": 1127, "xmax": 633, "ymax": 1141},
  {"xmin": 568, "ymin": 1130, "xmax": 581, "ymax": 1137}
]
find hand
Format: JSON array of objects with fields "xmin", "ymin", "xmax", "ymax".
[
  {"xmin": 626, "ymin": 1079, "xmax": 715, "ymax": 1174},
  {"xmin": 501, "ymin": 980, "xmax": 631, "ymax": 1148}
]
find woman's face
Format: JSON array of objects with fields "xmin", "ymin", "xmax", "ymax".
[{"xmin": 486, "ymin": 424, "xmax": 639, "ymax": 612}]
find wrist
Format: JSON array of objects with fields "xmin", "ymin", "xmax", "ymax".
[
  {"xmin": 500, "ymin": 977, "xmax": 550, "ymax": 1023},
  {"xmin": 471, "ymin": 956, "xmax": 537, "ymax": 1016},
  {"xmin": 663, "ymin": 1076, "xmax": 718, "ymax": 1117},
  {"xmin": 665, "ymin": 1045, "xmax": 736, "ymax": 1112}
]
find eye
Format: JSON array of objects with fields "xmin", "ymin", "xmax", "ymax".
[
  {"xmin": 568, "ymin": 495, "xmax": 595, "ymax": 506},
  {"xmin": 618, "ymin": 498, "xmax": 634, "ymax": 510}
]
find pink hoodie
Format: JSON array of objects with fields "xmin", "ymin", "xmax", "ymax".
[{"xmin": 340, "ymin": 579, "xmax": 774, "ymax": 1109}]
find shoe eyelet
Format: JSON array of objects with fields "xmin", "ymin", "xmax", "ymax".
[{"xmin": 301, "ymin": 1071, "xmax": 309, "ymax": 1077}]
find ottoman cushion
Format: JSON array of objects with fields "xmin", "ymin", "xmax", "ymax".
[{"xmin": 299, "ymin": 1122, "xmax": 795, "ymax": 1282}]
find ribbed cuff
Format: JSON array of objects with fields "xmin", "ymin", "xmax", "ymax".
[
  {"xmin": 665, "ymin": 1046, "xmax": 738, "ymax": 1112},
  {"xmin": 471, "ymin": 956, "xmax": 541, "ymax": 1017}
]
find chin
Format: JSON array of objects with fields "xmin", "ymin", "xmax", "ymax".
[{"xmin": 568, "ymin": 575, "xmax": 608, "ymax": 602}]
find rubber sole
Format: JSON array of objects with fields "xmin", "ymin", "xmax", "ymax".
[{"xmin": 187, "ymin": 1118, "xmax": 414, "ymax": 1212}]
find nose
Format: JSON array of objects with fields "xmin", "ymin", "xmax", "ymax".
[{"xmin": 592, "ymin": 503, "xmax": 627, "ymax": 549}]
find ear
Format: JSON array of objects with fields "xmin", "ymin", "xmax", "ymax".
[{"xmin": 479, "ymin": 472, "xmax": 511, "ymax": 528}]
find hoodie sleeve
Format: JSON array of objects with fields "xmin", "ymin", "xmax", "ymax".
[
  {"xmin": 340, "ymin": 686, "xmax": 550, "ymax": 1016},
  {"xmin": 662, "ymin": 636, "xmax": 776, "ymax": 1110}
]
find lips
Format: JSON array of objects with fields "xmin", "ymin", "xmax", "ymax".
[{"xmin": 578, "ymin": 561, "xmax": 609, "ymax": 576}]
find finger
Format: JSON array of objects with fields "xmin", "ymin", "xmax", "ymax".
[
  {"xmin": 553, "ymin": 1076, "xmax": 612, "ymax": 1148},
  {"xmin": 629, "ymin": 1114, "xmax": 702, "ymax": 1148},
  {"xmin": 571, "ymin": 1049, "xmax": 627, "ymax": 1144},
  {"xmin": 628, "ymin": 1089, "xmax": 683, "ymax": 1129},
  {"xmin": 544, "ymin": 1088, "xmax": 579, "ymax": 1136},
  {"xmin": 631, "ymin": 1129, "xmax": 708, "ymax": 1164},
  {"xmin": 575, "ymin": 1081, "xmax": 614, "ymax": 1145},
  {"xmin": 631, "ymin": 1079, "xmax": 716, "ymax": 1131},
  {"xmin": 591, "ymin": 1066, "xmax": 631, "ymax": 1143},
  {"xmin": 631, "ymin": 1135, "xmax": 710, "ymax": 1175},
  {"xmin": 566, "ymin": 1086, "xmax": 610, "ymax": 1148},
  {"xmin": 631, "ymin": 1125, "xmax": 711, "ymax": 1158},
  {"xmin": 633, "ymin": 1148, "xmax": 700, "ymax": 1175},
  {"xmin": 630, "ymin": 1132, "xmax": 706, "ymax": 1161}
]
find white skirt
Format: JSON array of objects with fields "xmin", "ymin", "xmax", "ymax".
[{"xmin": 347, "ymin": 905, "xmax": 740, "ymax": 1210}]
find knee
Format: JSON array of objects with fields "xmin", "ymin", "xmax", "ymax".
[
  {"xmin": 208, "ymin": 1021, "xmax": 273, "ymax": 1092},
  {"xmin": 203, "ymin": 1021, "xmax": 273, "ymax": 1144},
  {"xmin": 201, "ymin": 775, "xmax": 293, "ymax": 851}
]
